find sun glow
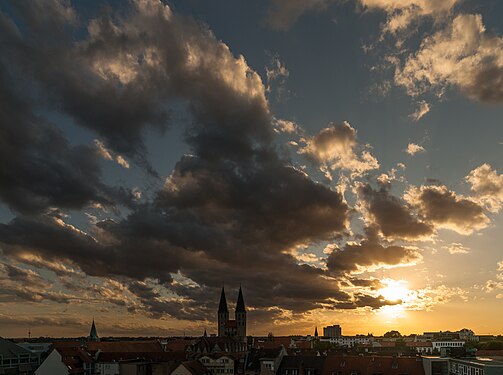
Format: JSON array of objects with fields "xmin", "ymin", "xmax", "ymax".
[
  {"xmin": 378, "ymin": 279, "xmax": 411, "ymax": 302},
  {"xmin": 377, "ymin": 279, "xmax": 416, "ymax": 321}
]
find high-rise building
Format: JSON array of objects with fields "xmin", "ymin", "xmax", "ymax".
[{"xmin": 323, "ymin": 324, "xmax": 342, "ymax": 338}]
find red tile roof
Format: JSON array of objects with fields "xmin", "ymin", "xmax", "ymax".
[
  {"xmin": 322, "ymin": 355, "xmax": 424, "ymax": 375},
  {"xmin": 182, "ymin": 360, "xmax": 211, "ymax": 375},
  {"xmin": 165, "ymin": 339, "xmax": 192, "ymax": 352},
  {"xmin": 87, "ymin": 340, "xmax": 163, "ymax": 353},
  {"xmin": 98, "ymin": 351, "xmax": 186, "ymax": 363}
]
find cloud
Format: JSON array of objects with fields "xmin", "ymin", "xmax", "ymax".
[
  {"xmin": 266, "ymin": 55, "xmax": 290, "ymax": 99},
  {"xmin": 94, "ymin": 140, "xmax": 130, "ymax": 169},
  {"xmin": 409, "ymin": 100, "xmax": 430, "ymax": 121},
  {"xmin": 405, "ymin": 143, "xmax": 425, "ymax": 155},
  {"xmin": 264, "ymin": 0, "xmax": 458, "ymax": 33},
  {"xmin": 357, "ymin": 184, "xmax": 433, "ymax": 240},
  {"xmin": 0, "ymin": 262, "xmax": 76, "ymax": 304},
  {"xmin": 405, "ymin": 185, "xmax": 490, "ymax": 234},
  {"xmin": 326, "ymin": 228, "xmax": 422, "ymax": 275},
  {"xmin": 395, "ymin": 14, "xmax": 503, "ymax": 103},
  {"xmin": 2, "ymin": 0, "xmax": 272, "ymax": 163},
  {"xmin": 333, "ymin": 293, "xmax": 401, "ymax": 310},
  {"xmin": 265, "ymin": 0, "xmax": 331, "ymax": 31},
  {"xmin": 273, "ymin": 118, "xmax": 298, "ymax": 134},
  {"xmin": 298, "ymin": 122, "xmax": 379, "ymax": 179},
  {"xmin": 360, "ymin": 0, "xmax": 459, "ymax": 34},
  {"xmin": 0, "ymin": 152, "xmax": 352, "ymax": 318},
  {"xmin": 443, "ymin": 243, "xmax": 469, "ymax": 255},
  {"xmin": 498, "ymin": 260, "xmax": 503, "ymax": 272},
  {"xmin": 466, "ymin": 164, "xmax": 503, "ymax": 213},
  {"xmin": 0, "ymin": 68, "xmax": 115, "ymax": 214}
]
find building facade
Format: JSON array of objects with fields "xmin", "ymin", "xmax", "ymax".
[
  {"xmin": 218, "ymin": 287, "xmax": 247, "ymax": 342},
  {"xmin": 323, "ymin": 325, "xmax": 342, "ymax": 338}
]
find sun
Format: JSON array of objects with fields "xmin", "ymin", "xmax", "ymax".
[{"xmin": 378, "ymin": 279, "xmax": 411, "ymax": 302}]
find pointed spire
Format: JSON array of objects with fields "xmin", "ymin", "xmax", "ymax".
[
  {"xmin": 204, "ymin": 329, "xmax": 208, "ymax": 337},
  {"xmin": 89, "ymin": 319, "xmax": 99, "ymax": 341},
  {"xmin": 236, "ymin": 285, "xmax": 246, "ymax": 312},
  {"xmin": 314, "ymin": 326, "xmax": 318, "ymax": 337},
  {"xmin": 218, "ymin": 287, "xmax": 228, "ymax": 313}
]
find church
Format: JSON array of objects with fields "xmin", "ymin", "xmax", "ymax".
[{"xmin": 217, "ymin": 286, "xmax": 247, "ymax": 342}]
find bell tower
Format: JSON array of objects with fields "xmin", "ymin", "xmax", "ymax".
[
  {"xmin": 218, "ymin": 287, "xmax": 229, "ymax": 337},
  {"xmin": 235, "ymin": 285, "xmax": 246, "ymax": 341}
]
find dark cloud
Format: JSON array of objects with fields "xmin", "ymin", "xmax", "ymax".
[
  {"xmin": 333, "ymin": 293, "xmax": 401, "ymax": 310},
  {"xmin": 326, "ymin": 228, "xmax": 422, "ymax": 275},
  {"xmin": 405, "ymin": 185, "xmax": 489, "ymax": 234},
  {"xmin": 0, "ymin": 263, "xmax": 73, "ymax": 304},
  {"xmin": 357, "ymin": 184, "xmax": 433, "ymax": 240},
  {"xmin": 2, "ymin": 0, "xmax": 272, "ymax": 161},
  {"xmin": 0, "ymin": 0, "xmax": 424, "ymax": 325},
  {"xmin": 1, "ymin": 263, "xmax": 47, "ymax": 289},
  {"xmin": 0, "ymin": 68, "xmax": 114, "ymax": 214}
]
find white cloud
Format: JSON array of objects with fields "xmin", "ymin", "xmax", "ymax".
[
  {"xmin": 466, "ymin": 164, "xmax": 503, "ymax": 213},
  {"xmin": 395, "ymin": 14, "xmax": 503, "ymax": 103},
  {"xmin": 360, "ymin": 0, "xmax": 459, "ymax": 34},
  {"xmin": 406, "ymin": 143, "xmax": 425, "ymax": 155},
  {"xmin": 298, "ymin": 122, "xmax": 379, "ymax": 179},
  {"xmin": 443, "ymin": 243, "xmax": 469, "ymax": 255},
  {"xmin": 409, "ymin": 100, "xmax": 430, "ymax": 121},
  {"xmin": 273, "ymin": 118, "xmax": 298, "ymax": 134}
]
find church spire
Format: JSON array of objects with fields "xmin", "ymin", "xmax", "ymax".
[
  {"xmin": 218, "ymin": 287, "xmax": 228, "ymax": 313},
  {"xmin": 314, "ymin": 326, "xmax": 318, "ymax": 338},
  {"xmin": 236, "ymin": 285, "xmax": 246, "ymax": 312},
  {"xmin": 89, "ymin": 319, "xmax": 99, "ymax": 342}
]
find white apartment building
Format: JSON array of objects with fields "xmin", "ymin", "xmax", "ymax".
[{"xmin": 432, "ymin": 341, "xmax": 465, "ymax": 350}]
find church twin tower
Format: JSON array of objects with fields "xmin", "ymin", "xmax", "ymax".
[{"xmin": 217, "ymin": 286, "xmax": 246, "ymax": 341}]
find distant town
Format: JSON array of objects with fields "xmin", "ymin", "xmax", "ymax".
[{"xmin": 2, "ymin": 287, "xmax": 503, "ymax": 375}]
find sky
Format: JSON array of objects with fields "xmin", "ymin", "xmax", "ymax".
[{"xmin": 0, "ymin": 0, "xmax": 502, "ymax": 338}]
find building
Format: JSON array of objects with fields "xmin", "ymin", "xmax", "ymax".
[
  {"xmin": 218, "ymin": 286, "xmax": 247, "ymax": 342},
  {"xmin": 89, "ymin": 319, "xmax": 99, "ymax": 342},
  {"xmin": 188, "ymin": 336, "xmax": 247, "ymax": 353},
  {"xmin": 449, "ymin": 357, "xmax": 503, "ymax": 375},
  {"xmin": 321, "ymin": 336, "xmax": 374, "ymax": 348},
  {"xmin": 323, "ymin": 354, "xmax": 425, "ymax": 375},
  {"xmin": 406, "ymin": 342, "xmax": 434, "ymax": 355},
  {"xmin": 277, "ymin": 355, "xmax": 326, "ymax": 375},
  {"xmin": 323, "ymin": 326, "xmax": 342, "ymax": 338},
  {"xmin": 35, "ymin": 346, "xmax": 94, "ymax": 375},
  {"xmin": 422, "ymin": 356, "xmax": 503, "ymax": 375},
  {"xmin": 199, "ymin": 353, "xmax": 236, "ymax": 375},
  {"xmin": 0, "ymin": 337, "xmax": 40, "ymax": 375},
  {"xmin": 244, "ymin": 347, "xmax": 288, "ymax": 375},
  {"xmin": 432, "ymin": 341, "xmax": 465, "ymax": 351},
  {"xmin": 172, "ymin": 361, "xmax": 211, "ymax": 375}
]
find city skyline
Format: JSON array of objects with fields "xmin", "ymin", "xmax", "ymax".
[{"xmin": 0, "ymin": 0, "xmax": 502, "ymax": 338}]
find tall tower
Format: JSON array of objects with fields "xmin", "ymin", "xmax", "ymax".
[
  {"xmin": 235, "ymin": 286, "xmax": 246, "ymax": 341},
  {"xmin": 218, "ymin": 287, "xmax": 229, "ymax": 337},
  {"xmin": 88, "ymin": 319, "xmax": 99, "ymax": 342}
]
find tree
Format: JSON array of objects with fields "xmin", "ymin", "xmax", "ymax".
[{"xmin": 384, "ymin": 330, "xmax": 402, "ymax": 338}]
